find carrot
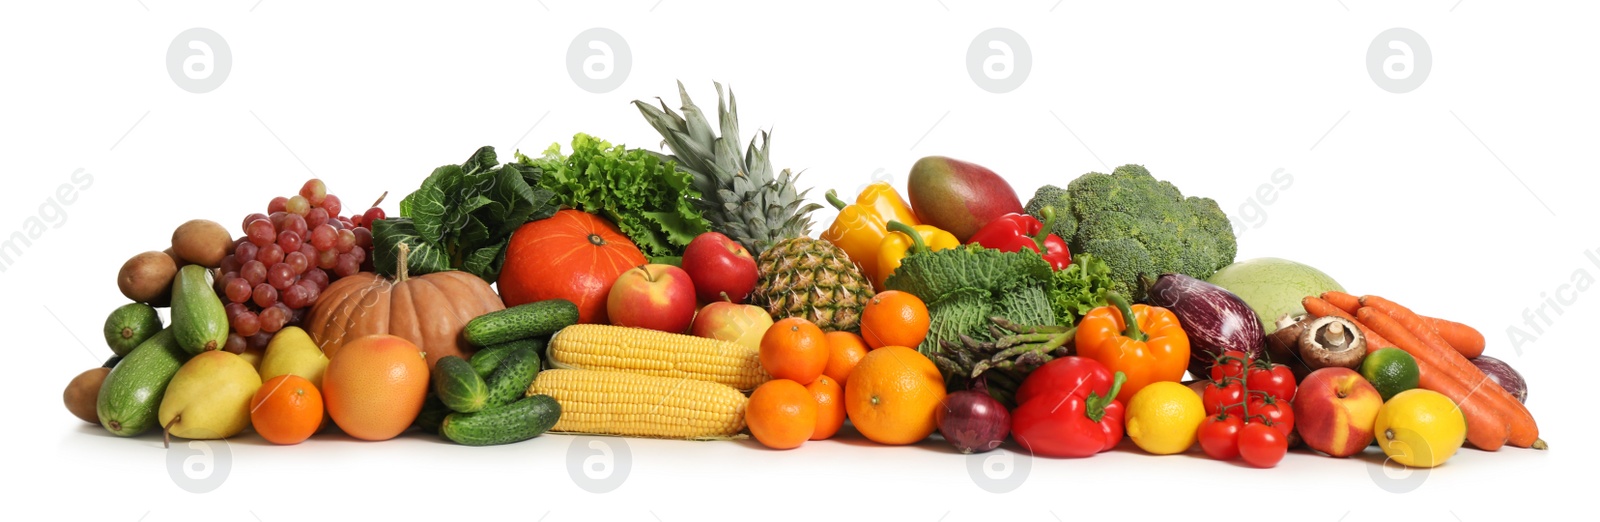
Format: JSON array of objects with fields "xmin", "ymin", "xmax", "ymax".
[
  {"xmin": 1320, "ymin": 291, "xmax": 1362, "ymax": 315},
  {"xmin": 1421, "ymin": 316, "xmax": 1486, "ymax": 359},
  {"xmin": 1359, "ymin": 295, "xmax": 1474, "ymax": 360},
  {"xmin": 1355, "ymin": 307, "xmax": 1510, "ymax": 451},
  {"xmin": 1358, "ymin": 306, "xmax": 1543, "ymax": 449},
  {"xmin": 1301, "ymin": 296, "xmax": 1394, "ymax": 350}
]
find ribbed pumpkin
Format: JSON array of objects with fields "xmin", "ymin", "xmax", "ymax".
[
  {"xmin": 306, "ymin": 243, "xmax": 504, "ymax": 370},
  {"xmin": 497, "ymin": 209, "xmax": 646, "ymax": 325}
]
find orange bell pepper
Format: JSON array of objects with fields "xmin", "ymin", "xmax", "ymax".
[
  {"xmin": 1074, "ymin": 293, "xmax": 1190, "ymax": 404},
  {"xmin": 820, "ymin": 183, "xmax": 919, "ymax": 281}
]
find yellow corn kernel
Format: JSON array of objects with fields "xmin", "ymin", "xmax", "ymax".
[
  {"xmin": 527, "ymin": 369, "xmax": 747, "ymax": 439},
  {"xmin": 547, "ymin": 324, "xmax": 770, "ymax": 391}
]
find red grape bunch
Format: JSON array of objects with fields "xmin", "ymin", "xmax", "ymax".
[{"xmin": 214, "ymin": 179, "xmax": 383, "ymax": 352}]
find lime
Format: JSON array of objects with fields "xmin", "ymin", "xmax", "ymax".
[
  {"xmin": 1124, "ymin": 381, "xmax": 1205, "ymax": 455},
  {"xmin": 1375, "ymin": 389, "xmax": 1467, "ymax": 468},
  {"xmin": 1362, "ymin": 347, "xmax": 1420, "ymax": 402}
]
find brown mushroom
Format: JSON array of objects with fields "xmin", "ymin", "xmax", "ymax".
[
  {"xmin": 1297, "ymin": 315, "xmax": 1367, "ymax": 371},
  {"xmin": 1265, "ymin": 314, "xmax": 1315, "ymax": 380}
]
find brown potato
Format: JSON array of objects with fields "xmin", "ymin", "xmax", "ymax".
[
  {"xmin": 171, "ymin": 219, "xmax": 232, "ymax": 268},
  {"xmin": 118, "ymin": 251, "xmax": 176, "ymax": 304},
  {"xmin": 64, "ymin": 367, "xmax": 110, "ymax": 424},
  {"xmin": 163, "ymin": 247, "xmax": 191, "ymax": 269}
]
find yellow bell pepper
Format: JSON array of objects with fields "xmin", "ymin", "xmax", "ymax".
[
  {"xmin": 876, "ymin": 221, "xmax": 960, "ymax": 290},
  {"xmin": 820, "ymin": 183, "xmax": 920, "ymax": 282}
]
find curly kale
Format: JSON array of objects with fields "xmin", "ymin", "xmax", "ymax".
[{"xmin": 1025, "ymin": 164, "xmax": 1237, "ymax": 301}]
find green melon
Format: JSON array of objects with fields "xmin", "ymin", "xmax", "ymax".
[{"xmin": 1206, "ymin": 257, "xmax": 1345, "ymax": 334}]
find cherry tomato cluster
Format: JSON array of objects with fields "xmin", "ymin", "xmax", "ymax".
[{"xmin": 1197, "ymin": 350, "xmax": 1299, "ymax": 468}]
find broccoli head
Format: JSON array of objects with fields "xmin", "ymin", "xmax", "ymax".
[{"xmin": 1024, "ymin": 164, "xmax": 1237, "ymax": 300}]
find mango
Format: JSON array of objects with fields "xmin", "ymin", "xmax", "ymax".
[{"xmin": 906, "ymin": 156, "xmax": 1023, "ymax": 242}]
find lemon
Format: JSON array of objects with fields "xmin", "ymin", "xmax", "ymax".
[
  {"xmin": 1362, "ymin": 347, "xmax": 1420, "ymax": 401},
  {"xmin": 1375, "ymin": 389, "xmax": 1467, "ymax": 468},
  {"xmin": 1124, "ymin": 381, "xmax": 1205, "ymax": 455}
]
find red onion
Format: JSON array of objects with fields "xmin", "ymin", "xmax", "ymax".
[{"xmin": 936, "ymin": 390, "xmax": 1011, "ymax": 454}]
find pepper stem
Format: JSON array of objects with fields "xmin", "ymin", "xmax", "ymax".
[
  {"xmin": 1107, "ymin": 293, "xmax": 1146, "ymax": 342},
  {"xmin": 887, "ymin": 221, "xmax": 928, "ymax": 255},
  {"xmin": 825, "ymin": 189, "xmax": 849, "ymax": 210},
  {"xmin": 1085, "ymin": 371, "xmax": 1127, "ymax": 423},
  {"xmin": 1034, "ymin": 206, "xmax": 1057, "ymax": 251}
]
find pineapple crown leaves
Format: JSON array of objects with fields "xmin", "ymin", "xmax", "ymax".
[{"xmin": 633, "ymin": 81, "xmax": 823, "ymax": 255}]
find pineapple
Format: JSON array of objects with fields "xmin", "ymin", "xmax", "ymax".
[{"xmin": 635, "ymin": 82, "xmax": 871, "ymax": 332}]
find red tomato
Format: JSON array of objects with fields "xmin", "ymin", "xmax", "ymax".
[
  {"xmin": 1208, "ymin": 350, "xmax": 1252, "ymax": 382},
  {"xmin": 1238, "ymin": 422, "xmax": 1287, "ymax": 468},
  {"xmin": 1247, "ymin": 363, "xmax": 1297, "ymax": 402},
  {"xmin": 1203, "ymin": 380, "xmax": 1245, "ymax": 416},
  {"xmin": 1197, "ymin": 414, "xmax": 1244, "ymax": 461},
  {"xmin": 1247, "ymin": 396, "xmax": 1295, "ymax": 438}
]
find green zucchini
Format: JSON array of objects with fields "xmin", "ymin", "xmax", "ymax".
[
  {"xmin": 484, "ymin": 345, "xmax": 541, "ymax": 407},
  {"xmin": 434, "ymin": 356, "xmax": 489, "ymax": 413},
  {"xmin": 96, "ymin": 329, "xmax": 189, "ymax": 436},
  {"xmin": 440, "ymin": 394, "xmax": 561, "ymax": 446},
  {"xmin": 463, "ymin": 299, "xmax": 578, "ymax": 346},
  {"xmin": 170, "ymin": 265, "xmax": 228, "ymax": 355},
  {"xmin": 103, "ymin": 302, "xmax": 163, "ymax": 356}
]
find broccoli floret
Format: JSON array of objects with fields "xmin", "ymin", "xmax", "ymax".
[
  {"xmin": 1025, "ymin": 164, "xmax": 1238, "ymax": 301},
  {"xmin": 1024, "ymin": 184, "xmax": 1076, "ymax": 240}
]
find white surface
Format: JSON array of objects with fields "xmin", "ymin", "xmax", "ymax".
[{"xmin": 3, "ymin": 1, "xmax": 1594, "ymax": 520}]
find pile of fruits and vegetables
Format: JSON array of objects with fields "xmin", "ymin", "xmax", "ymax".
[{"xmin": 66, "ymin": 81, "xmax": 1543, "ymax": 470}]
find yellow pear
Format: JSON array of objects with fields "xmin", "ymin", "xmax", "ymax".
[
  {"xmin": 259, "ymin": 326, "xmax": 329, "ymax": 389},
  {"xmin": 158, "ymin": 351, "xmax": 262, "ymax": 443}
]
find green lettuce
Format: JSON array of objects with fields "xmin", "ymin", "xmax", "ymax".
[
  {"xmin": 372, "ymin": 146, "xmax": 558, "ymax": 283},
  {"xmin": 1048, "ymin": 253, "xmax": 1114, "ymax": 326},
  {"xmin": 516, "ymin": 133, "xmax": 711, "ymax": 259}
]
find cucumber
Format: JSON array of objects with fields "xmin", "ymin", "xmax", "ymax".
[
  {"xmin": 96, "ymin": 329, "xmax": 189, "ymax": 436},
  {"xmin": 469, "ymin": 337, "xmax": 545, "ymax": 379},
  {"xmin": 463, "ymin": 299, "xmax": 578, "ymax": 346},
  {"xmin": 103, "ymin": 355, "xmax": 123, "ymax": 369},
  {"xmin": 484, "ymin": 345, "xmax": 541, "ymax": 407},
  {"xmin": 415, "ymin": 394, "xmax": 449, "ymax": 435},
  {"xmin": 170, "ymin": 265, "xmax": 228, "ymax": 355},
  {"xmin": 434, "ymin": 356, "xmax": 488, "ymax": 413},
  {"xmin": 103, "ymin": 302, "xmax": 162, "ymax": 356},
  {"xmin": 440, "ymin": 394, "xmax": 561, "ymax": 446}
]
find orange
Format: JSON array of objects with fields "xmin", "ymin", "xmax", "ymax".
[
  {"xmin": 859, "ymin": 291, "xmax": 931, "ymax": 350},
  {"xmin": 822, "ymin": 331, "xmax": 869, "ymax": 384},
  {"xmin": 759, "ymin": 317, "xmax": 829, "ymax": 384},
  {"xmin": 249, "ymin": 375, "xmax": 324, "ymax": 445},
  {"xmin": 807, "ymin": 375, "xmax": 846, "ymax": 440},
  {"xmin": 322, "ymin": 334, "xmax": 429, "ymax": 441},
  {"xmin": 747, "ymin": 379, "xmax": 817, "ymax": 450},
  {"xmin": 845, "ymin": 345, "xmax": 946, "ymax": 445}
]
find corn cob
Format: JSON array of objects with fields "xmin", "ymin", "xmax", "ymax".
[
  {"xmin": 547, "ymin": 324, "xmax": 770, "ymax": 390},
  {"xmin": 527, "ymin": 369, "xmax": 747, "ymax": 439}
]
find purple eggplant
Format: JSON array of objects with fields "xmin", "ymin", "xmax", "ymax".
[
  {"xmin": 1143, "ymin": 273, "xmax": 1266, "ymax": 378},
  {"xmin": 1471, "ymin": 355, "xmax": 1528, "ymax": 404}
]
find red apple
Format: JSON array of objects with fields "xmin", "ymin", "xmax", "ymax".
[
  {"xmin": 680, "ymin": 232, "xmax": 759, "ymax": 304},
  {"xmin": 607, "ymin": 264, "xmax": 697, "ymax": 333},
  {"xmin": 690, "ymin": 301, "xmax": 775, "ymax": 351},
  {"xmin": 1293, "ymin": 367, "xmax": 1383, "ymax": 457}
]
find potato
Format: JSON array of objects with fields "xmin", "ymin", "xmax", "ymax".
[
  {"xmin": 171, "ymin": 219, "xmax": 232, "ymax": 268},
  {"xmin": 64, "ymin": 367, "xmax": 110, "ymax": 424},
  {"xmin": 118, "ymin": 251, "xmax": 176, "ymax": 304},
  {"xmin": 163, "ymin": 247, "xmax": 191, "ymax": 269}
]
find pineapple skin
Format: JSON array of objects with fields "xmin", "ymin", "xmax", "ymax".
[{"xmin": 752, "ymin": 237, "xmax": 874, "ymax": 333}]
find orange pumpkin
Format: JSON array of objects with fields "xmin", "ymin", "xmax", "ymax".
[
  {"xmin": 497, "ymin": 210, "xmax": 646, "ymax": 325},
  {"xmin": 306, "ymin": 243, "xmax": 504, "ymax": 369}
]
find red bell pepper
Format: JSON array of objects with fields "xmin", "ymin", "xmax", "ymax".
[
  {"xmin": 1009, "ymin": 356, "xmax": 1126, "ymax": 458},
  {"xmin": 966, "ymin": 206, "xmax": 1072, "ymax": 270}
]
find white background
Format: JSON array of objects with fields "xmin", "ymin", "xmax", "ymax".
[{"xmin": 4, "ymin": 1, "xmax": 1596, "ymax": 520}]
